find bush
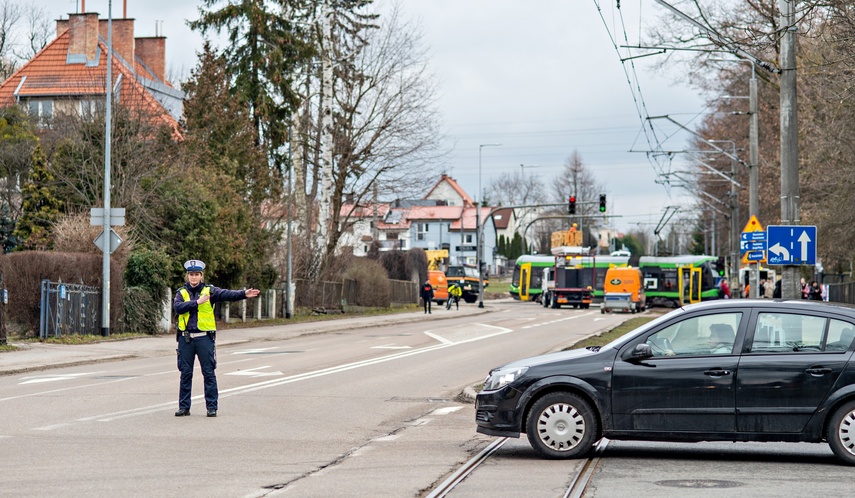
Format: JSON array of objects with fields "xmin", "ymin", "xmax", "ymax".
[
  {"xmin": 0, "ymin": 251, "xmax": 126, "ymax": 336},
  {"xmin": 122, "ymin": 286, "xmax": 161, "ymax": 334},
  {"xmin": 342, "ymin": 258, "xmax": 390, "ymax": 307},
  {"xmin": 379, "ymin": 248, "xmax": 426, "ymax": 282}
]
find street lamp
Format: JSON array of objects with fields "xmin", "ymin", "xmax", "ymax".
[{"xmin": 477, "ymin": 143, "xmax": 501, "ymax": 309}]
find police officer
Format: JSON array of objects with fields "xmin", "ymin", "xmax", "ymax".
[{"xmin": 174, "ymin": 259, "xmax": 260, "ymax": 417}]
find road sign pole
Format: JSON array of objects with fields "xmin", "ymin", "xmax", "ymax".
[{"xmin": 102, "ymin": 2, "xmax": 113, "ymax": 337}]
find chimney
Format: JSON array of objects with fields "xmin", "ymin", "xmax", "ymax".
[
  {"xmin": 56, "ymin": 19, "xmax": 69, "ymax": 38},
  {"xmin": 135, "ymin": 36, "xmax": 166, "ymax": 82},
  {"xmin": 99, "ymin": 18, "xmax": 135, "ymax": 65},
  {"xmin": 67, "ymin": 13, "xmax": 99, "ymax": 64}
]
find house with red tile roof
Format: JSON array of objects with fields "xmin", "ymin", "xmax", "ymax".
[
  {"xmin": 0, "ymin": 11, "xmax": 183, "ymax": 134},
  {"xmin": 335, "ymin": 175, "xmax": 499, "ymax": 272},
  {"xmin": 424, "ymin": 174, "xmax": 474, "ymax": 208}
]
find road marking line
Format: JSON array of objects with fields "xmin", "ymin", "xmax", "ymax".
[
  {"xmin": 225, "ymin": 366, "xmax": 283, "ymax": 377},
  {"xmin": 432, "ymin": 406, "xmax": 463, "ymax": 415},
  {"xmin": 49, "ymin": 316, "xmax": 581, "ymax": 425},
  {"xmin": 371, "ymin": 344, "xmax": 412, "ymax": 349},
  {"xmin": 19, "ymin": 371, "xmax": 104, "ymax": 385},
  {"xmin": 232, "ymin": 347, "xmax": 279, "ymax": 355}
]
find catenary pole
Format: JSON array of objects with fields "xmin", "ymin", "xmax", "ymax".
[{"xmin": 779, "ymin": 0, "xmax": 801, "ymax": 299}]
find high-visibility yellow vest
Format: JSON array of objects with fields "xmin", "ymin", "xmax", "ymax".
[{"xmin": 178, "ymin": 286, "xmax": 216, "ymax": 331}]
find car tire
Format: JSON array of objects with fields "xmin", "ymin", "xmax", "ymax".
[
  {"xmin": 525, "ymin": 392, "xmax": 599, "ymax": 460},
  {"xmin": 828, "ymin": 400, "xmax": 855, "ymax": 465}
]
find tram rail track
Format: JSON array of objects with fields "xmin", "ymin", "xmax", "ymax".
[{"xmin": 426, "ymin": 438, "xmax": 609, "ymax": 498}]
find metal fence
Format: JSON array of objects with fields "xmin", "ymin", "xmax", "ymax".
[
  {"xmin": 826, "ymin": 281, "xmax": 855, "ymax": 305},
  {"xmin": 39, "ymin": 280, "xmax": 101, "ymax": 339}
]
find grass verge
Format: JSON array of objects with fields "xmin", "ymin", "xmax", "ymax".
[{"xmin": 566, "ymin": 315, "xmax": 659, "ymax": 350}]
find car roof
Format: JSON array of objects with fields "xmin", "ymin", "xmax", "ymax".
[{"xmin": 681, "ymin": 299, "xmax": 855, "ymax": 317}]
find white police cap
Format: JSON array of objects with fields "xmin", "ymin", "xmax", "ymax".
[{"xmin": 183, "ymin": 259, "xmax": 206, "ymax": 272}]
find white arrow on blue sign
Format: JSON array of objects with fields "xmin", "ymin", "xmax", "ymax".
[
  {"xmin": 740, "ymin": 240, "xmax": 766, "ymax": 254},
  {"xmin": 741, "ymin": 231, "xmax": 766, "ymax": 242},
  {"xmin": 766, "ymin": 225, "xmax": 817, "ymax": 265},
  {"xmin": 746, "ymin": 250, "xmax": 765, "ymax": 261}
]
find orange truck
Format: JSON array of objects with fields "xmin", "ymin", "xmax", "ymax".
[
  {"xmin": 601, "ymin": 266, "xmax": 646, "ymax": 314},
  {"xmin": 428, "ymin": 270, "xmax": 448, "ymax": 306}
]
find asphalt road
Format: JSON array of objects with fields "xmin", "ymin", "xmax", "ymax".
[
  {"xmin": 2, "ymin": 300, "xmax": 852, "ymax": 497},
  {"xmin": 0, "ymin": 300, "xmax": 624, "ymax": 497}
]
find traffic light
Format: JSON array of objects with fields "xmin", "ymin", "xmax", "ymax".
[
  {"xmin": 568, "ymin": 195, "xmax": 576, "ymax": 214},
  {"xmin": 716, "ymin": 256, "xmax": 726, "ymax": 276},
  {"xmin": 599, "ymin": 194, "xmax": 607, "ymax": 213}
]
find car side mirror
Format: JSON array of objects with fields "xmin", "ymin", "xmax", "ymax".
[{"xmin": 624, "ymin": 343, "xmax": 654, "ymax": 361}]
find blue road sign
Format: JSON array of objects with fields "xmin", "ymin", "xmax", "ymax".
[
  {"xmin": 741, "ymin": 231, "xmax": 766, "ymax": 242},
  {"xmin": 746, "ymin": 250, "xmax": 765, "ymax": 261},
  {"xmin": 767, "ymin": 225, "xmax": 817, "ymax": 265},
  {"xmin": 740, "ymin": 240, "xmax": 766, "ymax": 254}
]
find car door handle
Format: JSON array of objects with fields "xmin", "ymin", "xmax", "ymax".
[
  {"xmin": 704, "ymin": 369, "xmax": 732, "ymax": 377},
  {"xmin": 805, "ymin": 367, "xmax": 832, "ymax": 376}
]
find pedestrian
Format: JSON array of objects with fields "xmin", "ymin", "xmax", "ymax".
[
  {"xmin": 174, "ymin": 259, "xmax": 260, "ymax": 417},
  {"xmin": 807, "ymin": 280, "xmax": 822, "ymax": 301},
  {"xmin": 718, "ymin": 278, "xmax": 730, "ymax": 299},
  {"xmin": 758, "ymin": 279, "xmax": 766, "ymax": 298},
  {"xmin": 800, "ymin": 277, "xmax": 808, "ymax": 299},
  {"xmin": 773, "ymin": 277, "xmax": 782, "ymax": 298},
  {"xmin": 421, "ymin": 279, "xmax": 434, "ymax": 314},
  {"xmin": 764, "ymin": 277, "xmax": 774, "ymax": 299},
  {"xmin": 447, "ymin": 282, "xmax": 462, "ymax": 310}
]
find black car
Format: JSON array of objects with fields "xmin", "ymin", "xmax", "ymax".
[{"xmin": 475, "ymin": 299, "xmax": 855, "ymax": 464}]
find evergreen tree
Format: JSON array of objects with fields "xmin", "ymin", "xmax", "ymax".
[
  {"xmin": 13, "ymin": 144, "xmax": 62, "ymax": 250},
  {"xmin": 188, "ymin": 0, "xmax": 316, "ymax": 161}
]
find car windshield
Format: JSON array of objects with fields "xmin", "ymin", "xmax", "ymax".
[
  {"xmin": 447, "ymin": 266, "xmax": 478, "ymax": 278},
  {"xmin": 600, "ymin": 308, "xmax": 684, "ymax": 350}
]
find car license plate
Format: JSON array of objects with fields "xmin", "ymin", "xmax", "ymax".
[{"xmin": 558, "ymin": 298, "xmax": 567, "ymax": 303}]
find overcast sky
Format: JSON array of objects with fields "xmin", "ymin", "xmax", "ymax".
[{"xmin": 41, "ymin": 0, "xmax": 709, "ymax": 234}]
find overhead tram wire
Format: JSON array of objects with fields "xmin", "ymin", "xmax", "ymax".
[{"xmin": 592, "ymin": 0, "xmax": 670, "ymax": 184}]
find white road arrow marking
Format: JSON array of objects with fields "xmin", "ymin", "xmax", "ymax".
[
  {"xmin": 798, "ymin": 231, "xmax": 811, "ymax": 260},
  {"xmin": 371, "ymin": 344, "xmax": 412, "ymax": 350},
  {"xmin": 19, "ymin": 372, "xmax": 100, "ymax": 385},
  {"xmin": 225, "ymin": 366, "xmax": 283, "ymax": 377},
  {"xmin": 768, "ymin": 242, "xmax": 790, "ymax": 261}
]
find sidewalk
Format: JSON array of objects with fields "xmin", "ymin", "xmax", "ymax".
[{"xmin": 0, "ymin": 303, "xmax": 490, "ymax": 377}]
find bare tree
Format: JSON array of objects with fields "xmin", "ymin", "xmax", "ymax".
[
  {"xmin": 485, "ymin": 170, "xmax": 546, "ymax": 207},
  {"xmin": 0, "ymin": 0, "xmax": 22, "ymax": 79},
  {"xmin": 293, "ymin": 2, "xmax": 444, "ymax": 280},
  {"xmin": 16, "ymin": 3, "xmax": 50, "ymax": 59}
]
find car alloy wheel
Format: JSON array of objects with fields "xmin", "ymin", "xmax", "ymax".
[
  {"xmin": 526, "ymin": 392, "xmax": 599, "ymax": 459},
  {"xmin": 829, "ymin": 400, "xmax": 855, "ymax": 465}
]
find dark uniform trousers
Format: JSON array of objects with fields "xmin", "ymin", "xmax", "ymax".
[{"xmin": 177, "ymin": 334, "xmax": 218, "ymax": 411}]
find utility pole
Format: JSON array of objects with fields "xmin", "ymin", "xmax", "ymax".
[
  {"xmin": 779, "ymin": 0, "xmax": 801, "ymax": 299},
  {"xmin": 748, "ymin": 65, "xmax": 761, "ymax": 299}
]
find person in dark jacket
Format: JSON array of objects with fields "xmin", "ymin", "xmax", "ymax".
[
  {"xmin": 807, "ymin": 280, "xmax": 823, "ymax": 301},
  {"xmin": 173, "ymin": 259, "xmax": 260, "ymax": 417},
  {"xmin": 420, "ymin": 279, "xmax": 434, "ymax": 314}
]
